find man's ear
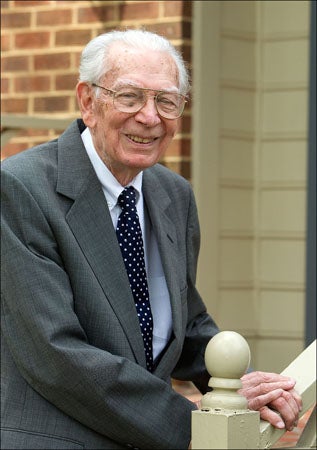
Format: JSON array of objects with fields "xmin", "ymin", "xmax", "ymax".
[{"xmin": 76, "ymin": 82, "xmax": 97, "ymax": 127}]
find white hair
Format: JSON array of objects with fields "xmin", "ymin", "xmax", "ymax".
[{"xmin": 79, "ymin": 29, "xmax": 190, "ymax": 95}]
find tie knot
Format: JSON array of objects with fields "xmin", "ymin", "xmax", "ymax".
[{"xmin": 118, "ymin": 186, "xmax": 137, "ymax": 212}]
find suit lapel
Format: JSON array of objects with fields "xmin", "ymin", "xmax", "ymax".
[
  {"xmin": 143, "ymin": 171, "xmax": 184, "ymax": 372},
  {"xmin": 56, "ymin": 121, "xmax": 147, "ymax": 367}
]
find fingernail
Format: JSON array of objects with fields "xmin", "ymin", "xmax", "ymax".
[{"xmin": 276, "ymin": 421, "xmax": 285, "ymax": 429}]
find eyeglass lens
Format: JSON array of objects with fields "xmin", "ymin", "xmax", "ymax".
[{"xmin": 113, "ymin": 87, "xmax": 185, "ymax": 118}]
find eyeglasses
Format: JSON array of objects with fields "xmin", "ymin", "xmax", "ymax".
[{"xmin": 92, "ymin": 83, "xmax": 187, "ymax": 119}]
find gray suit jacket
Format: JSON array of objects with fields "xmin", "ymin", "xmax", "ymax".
[{"xmin": 1, "ymin": 120, "xmax": 219, "ymax": 449}]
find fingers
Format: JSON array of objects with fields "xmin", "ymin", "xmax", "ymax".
[
  {"xmin": 240, "ymin": 380, "xmax": 294, "ymax": 399},
  {"xmin": 239, "ymin": 371, "xmax": 302, "ymax": 431},
  {"xmin": 279, "ymin": 390, "xmax": 299, "ymax": 417},
  {"xmin": 246, "ymin": 388, "xmax": 284, "ymax": 411},
  {"xmin": 259, "ymin": 406, "xmax": 286, "ymax": 429},
  {"xmin": 241, "ymin": 371, "xmax": 296, "ymax": 391},
  {"xmin": 249, "ymin": 391, "xmax": 299, "ymax": 430},
  {"xmin": 269, "ymin": 390, "xmax": 300, "ymax": 431},
  {"xmin": 241, "ymin": 372, "xmax": 302, "ymax": 411},
  {"xmin": 288, "ymin": 387, "xmax": 303, "ymax": 412}
]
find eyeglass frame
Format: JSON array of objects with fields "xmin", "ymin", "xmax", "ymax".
[{"xmin": 91, "ymin": 83, "xmax": 187, "ymax": 119}]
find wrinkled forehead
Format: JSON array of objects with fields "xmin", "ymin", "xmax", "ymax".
[{"xmin": 102, "ymin": 42, "xmax": 179, "ymax": 88}]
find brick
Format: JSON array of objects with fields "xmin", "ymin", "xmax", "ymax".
[
  {"xmin": 181, "ymin": 21, "xmax": 192, "ymax": 39},
  {"xmin": 15, "ymin": 31, "xmax": 50, "ymax": 49},
  {"xmin": 55, "ymin": 29, "xmax": 91, "ymax": 46},
  {"xmin": 34, "ymin": 96, "xmax": 70, "ymax": 113},
  {"xmin": 163, "ymin": 1, "xmax": 183, "ymax": 17},
  {"xmin": 2, "ymin": 55, "xmax": 29, "ymax": 72},
  {"xmin": 36, "ymin": 9, "xmax": 72, "ymax": 26},
  {"xmin": 181, "ymin": 160, "xmax": 191, "ymax": 180},
  {"xmin": 14, "ymin": 75, "xmax": 50, "ymax": 93},
  {"xmin": 176, "ymin": 44, "xmax": 191, "ymax": 66},
  {"xmin": 164, "ymin": 1, "xmax": 192, "ymax": 17},
  {"xmin": 1, "ymin": 34, "xmax": 11, "ymax": 52},
  {"xmin": 34, "ymin": 53, "xmax": 71, "ymax": 70},
  {"xmin": 55, "ymin": 74, "xmax": 78, "ymax": 91},
  {"xmin": 161, "ymin": 159, "xmax": 191, "ymax": 180},
  {"xmin": 147, "ymin": 21, "xmax": 191, "ymax": 40},
  {"xmin": 179, "ymin": 115, "xmax": 191, "ymax": 134},
  {"xmin": 74, "ymin": 51, "xmax": 81, "ymax": 68},
  {"xmin": 1, "ymin": 98, "xmax": 28, "ymax": 114},
  {"xmin": 22, "ymin": 129, "xmax": 50, "ymax": 137},
  {"xmin": 1, "ymin": 143, "xmax": 29, "ymax": 160},
  {"xmin": 166, "ymin": 137, "xmax": 191, "ymax": 157},
  {"xmin": 2, "ymin": 12, "xmax": 31, "ymax": 28},
  {"xmin": 77, "ymin": 5, "xmax": 115, "ymax": 23},
  {"xmin": 183, "ymin": 2, "xmax": 192, "ymax": 17},
  {"xmin": 1, "ymin": 78, "xmax": 9, "ymax": 94},
  {"xmin": 119, "ymin": 2, "xmax": 159, "ymax": 21}
]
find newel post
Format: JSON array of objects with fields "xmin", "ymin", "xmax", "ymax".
[{"xmin": 191, "ymin": 331, "xmax": 260, "ymax": 449}]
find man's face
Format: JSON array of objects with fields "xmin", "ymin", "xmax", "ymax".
[{"xmin": 80, "ymin": 43, "xmax": 181, "ymax": 183}]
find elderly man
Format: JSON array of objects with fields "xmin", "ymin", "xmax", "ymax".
[{"xmin": 1, "ymin": 29, "xmax": 301, "ymax": 449}]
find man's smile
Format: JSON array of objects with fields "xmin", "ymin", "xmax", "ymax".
[{"xmin": 126, "ymin": 134, "xmax": 158, "ymax": 144}]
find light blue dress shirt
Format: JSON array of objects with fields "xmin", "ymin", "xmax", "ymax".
[{"xmin": 81, "ymin": 127, "xmax": 173, "ymax": 362}]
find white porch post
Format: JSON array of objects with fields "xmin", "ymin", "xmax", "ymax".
[
  {"xmin": 191, "ymin": 331, "xmax": 316, "ymax": 449},
  {"xmin": 191, "ymin": 331, "xmax": 260, "ymax": 449}
]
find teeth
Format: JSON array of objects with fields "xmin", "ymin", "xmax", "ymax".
[{"xmin": 127, "ymin": 134, "xmax": 154, "ymax": 144}]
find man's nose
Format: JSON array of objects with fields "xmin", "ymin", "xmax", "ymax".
[{"xmin": 134, "ymin": 97, "xmax": 161, "ymax": 126}]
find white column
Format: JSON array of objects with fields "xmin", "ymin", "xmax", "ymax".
[{"xmin": 192, "ymin": 331, "xmax": 260, "ymax": 449}]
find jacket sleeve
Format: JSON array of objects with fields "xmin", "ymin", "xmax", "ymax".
[{"xmin": 1, "ymin": 165, "xmax": 197, "ymax": 450}]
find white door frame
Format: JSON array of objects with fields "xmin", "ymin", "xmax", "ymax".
[{"xmin": 192, "ymin": 1, "xmax": 221, "ymax": 315}]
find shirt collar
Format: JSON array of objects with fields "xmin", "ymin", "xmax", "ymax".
[{"xmin": 81, "ymin": 127, "xmax": 143, "ymax": 208}]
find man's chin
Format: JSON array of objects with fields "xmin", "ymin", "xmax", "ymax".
[{"xmin": 124, "ymin": 153, "xmax": 161, "ymax": 169}]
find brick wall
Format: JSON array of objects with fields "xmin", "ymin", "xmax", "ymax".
[{"xmin": 1, "ymin": 0, "xmax": 192, "ymax": 179}]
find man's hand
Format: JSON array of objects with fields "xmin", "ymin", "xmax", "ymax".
[{"xmin": 239, "ymin": 371, "xmax": 302, "ymax": 431}]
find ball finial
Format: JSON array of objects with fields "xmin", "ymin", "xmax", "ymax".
[
  {"xmin": 205, "ymin": 331, "xmax": 250, "ymax": 379},
  {"xmin": 201, "ymin": 331, "xmax": 251, "ymax": 410}
]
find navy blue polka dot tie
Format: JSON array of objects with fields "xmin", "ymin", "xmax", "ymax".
[{"xmin": 116, "ymin": 186, "xmax": 154, "ymax": 372}]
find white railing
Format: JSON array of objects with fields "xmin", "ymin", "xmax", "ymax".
[
  {"xmin": 192, "ymin": 331, "xmax": 316, "ymax": 449},
  {"xmin": 1, "ymin": 113, "xmax": 75, "ymax": 147}
]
